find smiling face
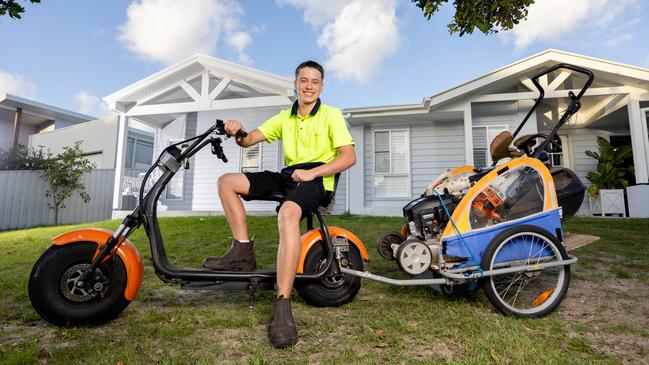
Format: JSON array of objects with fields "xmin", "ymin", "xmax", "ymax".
[{"xmin": 295, "ymin": 66, "xmax": 323, "ymax": 105}]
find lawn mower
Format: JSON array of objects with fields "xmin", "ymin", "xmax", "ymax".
[
  {"xmin": 347, "ymin": 63, "xmax": 592, "ymax": 318},
  {"xmin": 28, "ymin": 120, "xmax": 368, "ymax": 327}
]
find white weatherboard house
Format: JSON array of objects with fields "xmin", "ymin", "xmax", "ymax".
[{"xmin": 104, "ymin": 50, "xmax": 649, "ymax": 218}]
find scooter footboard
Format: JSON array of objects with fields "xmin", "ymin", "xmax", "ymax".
[{"xmin": 52, "ymin": 228, "xmax": 144, "ymax": 301}]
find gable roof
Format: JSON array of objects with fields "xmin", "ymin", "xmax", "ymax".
[
  {"xmin": 104, "ymin": 54, "xmax": 294, "ymax": 111},
  {"xmin": 345, "ymin": 49, "xmax": 649, "ymax": 118}
]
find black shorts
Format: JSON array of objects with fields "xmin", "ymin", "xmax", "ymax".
[{"xmin": 243, "ymin": 165, "xmax": 326, "ymax": 218}]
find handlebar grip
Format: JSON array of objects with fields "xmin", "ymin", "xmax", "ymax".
[{"xmin": 235, "ymin": 129, "xmax": 248, "ymax": 139}]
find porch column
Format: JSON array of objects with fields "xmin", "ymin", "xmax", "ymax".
[
  {"xmin": 627, "ymin": 98, "xmax": 648, "ymax": 183},
  {"xmin": 464, "ymin": 102, "xmax": 474, "ymax": 165},
  {"xmin": 112, "ymin": 114, "xmax": 129, "ymax": 210},
  {"xmin": 347, "ymin": 124, "xmax": 365, "ymax": 214},
  {"xmin": 11, "ymin": 108, "xmax": 22, "ymax": 149}
]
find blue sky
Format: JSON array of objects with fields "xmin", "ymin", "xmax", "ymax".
[{"xmin": 1, "ymin": 0, "xmax": 648, "ymax": 118}]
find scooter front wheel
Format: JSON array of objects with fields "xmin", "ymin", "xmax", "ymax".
[
  {"xmin": 29, "ymin": 242, "xmax": 131, "ymax": 327},
  {"xmin": 295, "ymin": 241, "xmax": 363, "ymax": 307}
]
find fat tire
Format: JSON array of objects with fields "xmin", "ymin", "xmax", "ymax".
[
  {"xmin": 480, "ymin": 225, "xmax": 570, "ymax": 318},
  {"xmin": 296, "ymin": 241, "xmax": 363, "ymax": 307},
  {"xmin": 28, "ymin": 242, "xmax": 131, "ymax": 327}
]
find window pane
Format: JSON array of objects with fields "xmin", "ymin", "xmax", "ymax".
[
  {"xmin": 375, "ymin": 152, "xmax": 390, "ymax": 173},
  {"xmin": 472, "ymin": 127, "xmax": 486, "ymax": 149},
  {"xmin": 374, "ymin": 175, "xmax": 409, "ymax": 198},
  {"xmin": 391, "ymin": 130, "xmax": 408, "ymax": 173},
  {"xmin": 473, "ymin": 149, "xmax": 487, "ymax": 168},
  {"xmin": 134, "ymin": 141, "xmax": 153, "ymax": 166},
  {"xmin": 374, "ymin": 131, "xmax": 390, "ymax": 152},
  {"xmin": 125, "ymin": 138, "xmax": 135, "ymax": 169}
]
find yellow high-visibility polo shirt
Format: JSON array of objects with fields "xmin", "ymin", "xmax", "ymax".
[{"xmin": 257, "ymin": 99, "xmax": 354, "ymax": 191}]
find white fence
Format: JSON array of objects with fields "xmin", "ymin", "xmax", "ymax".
[{"xmin": 0, "ymin": 169, "xmax": 115, "ymax": 231}]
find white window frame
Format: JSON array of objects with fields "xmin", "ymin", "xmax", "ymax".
[
  {"xmin": 240, "ymin": 142, "xmax": 263, "ymax": 173},
  {"xmin": 372, "ymin": 128, "xmax": 411, "ymax": 198},
  {"xmin": 165, "ymin": 139, "xmax": 184, "ymax": 200},
  {"xmin": 472, "ymin": 124, "xmax": 508, "ymax": 167}
]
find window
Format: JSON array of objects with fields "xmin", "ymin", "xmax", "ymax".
[
  {"xmin": 240, "ymin": 143, "xmax": 261, "ymax": 173},
  {"xmin": 166, "ymin": 140, "xmax": 183, "ymax": 200},
  {"xmin": 125, "ymin": 135, "xmax": 154, "ymax": 169},
  {"xmin": 472, "ymin": 125, "xmax": 508, "ymax": 168},
  {"xmin": 373, "ymin": 129, "xmax": 410, "ymax": 198}
]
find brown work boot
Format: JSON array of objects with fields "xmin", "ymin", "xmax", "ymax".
[
  {"xmin": 202, "ymin": 239, "xmax": 256, "ymax": 271},
  {"xmin": 269, "ymin": 295, "xmax": 298, "ymax": 348}
]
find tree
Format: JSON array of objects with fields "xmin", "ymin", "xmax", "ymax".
[
  {"xmin": 0, "ymin": 144, "xmax": 51, "ymax": 170},
  {"xmin": 0, "ymin": 0, "xmax": 41, "ymax": 19},
  {"xmin": 41, "ymin": 141, "xmax": 96, "ymax": 225},
  {"xmin": 412, "ymin": 0, "xmax": 535, "ymax": 36}
]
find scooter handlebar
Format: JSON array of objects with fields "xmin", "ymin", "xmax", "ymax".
[{"xmin": 214, "ymin": 119, "xmax": 248, "ymax": 139}]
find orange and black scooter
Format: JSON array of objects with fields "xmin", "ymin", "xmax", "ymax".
[{"xmin": 28, "ymin": 120, "xmax": 368, "ymax": 327}]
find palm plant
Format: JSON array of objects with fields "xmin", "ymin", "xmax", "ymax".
[{"xmin": 584, "ymin": 137, "xmax": 634, "ymax": 197}]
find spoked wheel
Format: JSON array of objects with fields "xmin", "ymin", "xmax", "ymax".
[
  {"xmin": 376, "ymin": 231, "xmax": 404, "ymax": 260},
  {"xmin": 29, "ymin": 242, "xmax": 131, "ymax": 326},
  {"xmin": 481, "ymin": 225, "xmax": 570, "ymax": 318},
  {"xmin": 296, "ymin": 240, "xmax": 363, "ymax": 307}
]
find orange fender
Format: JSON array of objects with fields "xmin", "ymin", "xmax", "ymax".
[
  {"xmin": 297, "ymin": 227, "xmax": 369, "ymax": 274},
  {"xmin": 52, "ymin": 228, "xmax": 144, "ymax": 301}
]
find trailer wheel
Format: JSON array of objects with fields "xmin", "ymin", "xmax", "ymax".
[
  {"xmin": 481, "ymin": 225, "xmax": 570, "ymax": 318},
  {"xmin": 29, "ymin": 242, "xmax": 131, "ymax": 327}
]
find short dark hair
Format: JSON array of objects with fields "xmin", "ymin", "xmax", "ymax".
[{"xmin": 295, "ymin": 60, "xmax": 324, "ymax": 81}]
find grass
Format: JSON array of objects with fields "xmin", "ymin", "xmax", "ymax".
[{"xmin": 1, "ymin": 216, "xmax": 648, "ymax": 364}]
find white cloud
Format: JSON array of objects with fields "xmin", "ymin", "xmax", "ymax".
[
  {"xmin": 604, "ymin": 33, "xmax": 633, "ymax": 48},
  {"xmin": 118, "ymin": 0, "xmax": 252, "ymax": 65},
  {"xmin": 499, "ymin": 0, "xmax": 637, "ymax": 50},
  {"xmin": 75, "ymin": 91, "xmax": 112, "ymax": 117},
  {"xmin": 0, "ymin": 71, "xmax": 37, "ymax": 99},
  {"xmin": 280, "ymin": 0, "xmax": 400, "ymax": 84},
  {"xmin": 225, "ymin": 31, "xmax": 252, "ymax": 65},
  {"xmin": 276, "ymin": 0, "xmax": 348, "ymax": 27}
]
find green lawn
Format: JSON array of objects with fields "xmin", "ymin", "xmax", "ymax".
[{"xmin": 1, "ymin": 216, "xmax": 648, "ymax": 364}]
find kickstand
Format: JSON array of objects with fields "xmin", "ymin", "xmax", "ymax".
[{"xmin": 248, "ymin": 279, "xmax": 259, "ymax": 309}]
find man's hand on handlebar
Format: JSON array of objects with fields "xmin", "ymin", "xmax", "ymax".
[{"xmin": 224, "ymin": 119, "xmax": 247, "ymax": 145}]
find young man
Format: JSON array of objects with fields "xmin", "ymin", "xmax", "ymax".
[{"xmin": 202, "ymin": 60, "xmax": 356, "ymax": 348}]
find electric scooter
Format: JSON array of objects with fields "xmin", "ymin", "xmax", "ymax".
[{"xmin": 28, "ymin": 120, "xmax": 369, "ymax": 327}]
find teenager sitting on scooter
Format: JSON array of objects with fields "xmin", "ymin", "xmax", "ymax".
[{"xmin": 202, "ymin": 60, "xmax": 356, "ymax": 348}]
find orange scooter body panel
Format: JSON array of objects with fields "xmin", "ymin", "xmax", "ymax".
[
  {"xmin": 51, "ymin": 228, "xmax": 144, "ymax": 301},
  {"xmin": 297, "ymin": 227, "xmax": 369, "ymax": 274}
]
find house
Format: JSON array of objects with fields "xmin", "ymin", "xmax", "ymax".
[
  {"xmin": 103, "ymin": 50, "xmax": 649, "ymax": 218},
  {"xmin": 0, "ymin": 93, "xmax": 94, "ymax": 151},
  {"xmin": 344, "ymin": 49, "xmax": 649, "ymax": 216}
]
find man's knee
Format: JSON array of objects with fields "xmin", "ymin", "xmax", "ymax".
[
  {"xmin": 278, "ymin": 201, "xmax": 302, "ymax": 229},
  {"xmin": 218, "ymin": 173, "xmax": 247, "ymax": 194}
]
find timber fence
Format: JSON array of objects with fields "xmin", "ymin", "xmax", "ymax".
[{"xmin": 0, "ymin": 169, "xmax": 115, "ymax": 231}]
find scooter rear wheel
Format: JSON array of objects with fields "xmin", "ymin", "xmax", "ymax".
[
  {"xmin": 29, "ymin": 242, "xmax": 131, "ymax": 327},
  {"xmin": 295, "ymin": 241, "xmax": 363, "ymax": 307}
]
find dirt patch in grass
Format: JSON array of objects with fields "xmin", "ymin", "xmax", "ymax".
[{"xmin": 559, "ymin": 254, "xmax": 649, "ymax": 364}]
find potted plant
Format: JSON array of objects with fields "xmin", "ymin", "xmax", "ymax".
[{"xmin": 584, "ymin": 137, "xmax": 633, "ymax": 216}]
